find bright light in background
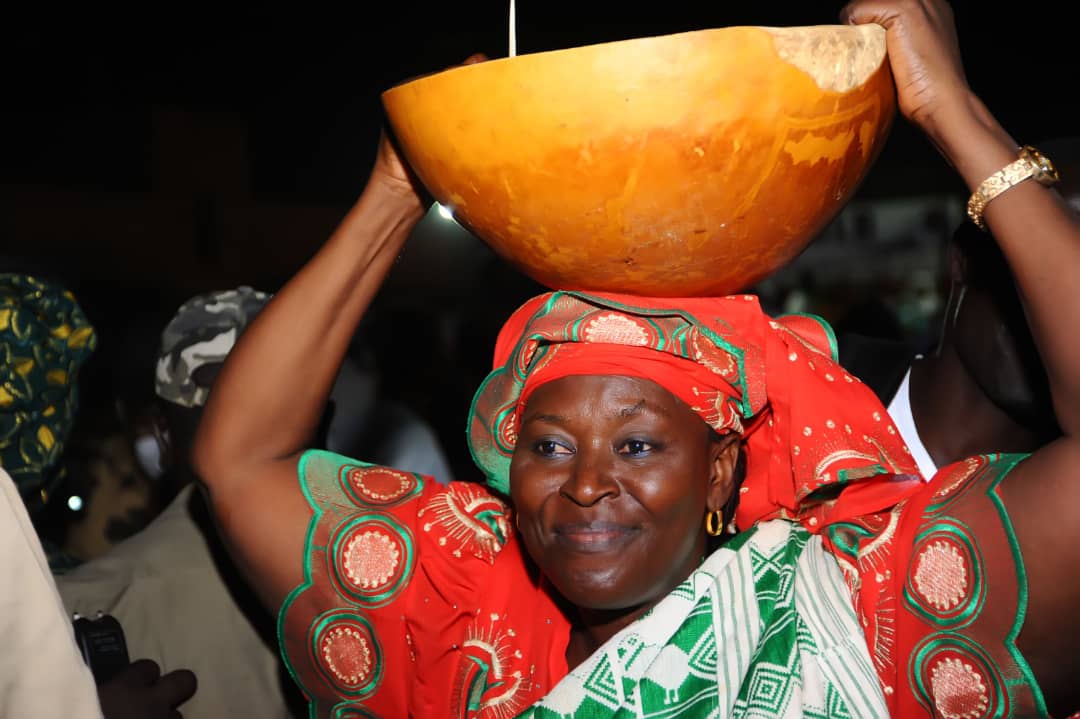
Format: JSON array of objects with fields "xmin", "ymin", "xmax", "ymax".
[
  {"xmin": 67, "ymin": 495, "xmax": 83, "ymax": 512},
  {"xmin": 435, "ymin": 202, "xmax": 454, "ymax": 220}
]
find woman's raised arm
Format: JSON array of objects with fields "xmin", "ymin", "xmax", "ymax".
[
  {"xmin": 190, "ymin": 133, "xmax": 428, "ymax": 610},
  {"xmin": 844, "ymin": 1, "xmax": 1080, "ymax": 711}
]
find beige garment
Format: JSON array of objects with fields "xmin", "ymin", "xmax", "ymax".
[
  {"xmin": 55, "ymin": 484, "xmax": 300, "ymax": 719},
  {"xmin": 0, "ymin": 467, "xmax": 103, "ymax": 719}
]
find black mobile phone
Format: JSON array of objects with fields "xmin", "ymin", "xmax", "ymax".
[{"xmin": 72, "ymin": 611, "xmax": 130, "ymax": 684}]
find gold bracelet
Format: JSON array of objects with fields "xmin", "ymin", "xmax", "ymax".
[{"xmin": 966, "ymin": 145, "xmax": 1059, "ymax": 231}]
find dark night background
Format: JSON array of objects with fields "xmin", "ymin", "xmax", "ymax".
[
  {"xmin": 1, "ymin": 2, "xmax": 1074, "ymax": 479},
  {"xmin": 3, "ymin": 3, "xmax": 1073, "ymax": 205}
]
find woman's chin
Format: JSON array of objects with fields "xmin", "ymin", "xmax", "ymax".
[{"xmin": 547, "ymin": 570, "xmax": 653, "ymax": 614}]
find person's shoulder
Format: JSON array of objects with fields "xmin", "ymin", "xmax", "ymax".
[{"xmin": 297, "ymin": 449, "xmax": 512, "ymax": 563}]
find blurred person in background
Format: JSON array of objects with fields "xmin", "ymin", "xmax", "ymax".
[
  {"xmin": 840, "ymin": 136, "xmax": 1080, "ymax": 477},
  {"xmin": 58, "ymin": 284, "xmax": 458, "ymax": 717},
  {"xmin": 0, "ymin": 273, "xmax": 195, "ymax": 718},
  {"xmin": 57, "ymin": 286, "xmax": 304, "ymax": 718}
]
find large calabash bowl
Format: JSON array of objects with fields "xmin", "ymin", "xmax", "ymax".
[{"xmin": 382, "ymin": 24, "xmax": 895, "ymax": 297}]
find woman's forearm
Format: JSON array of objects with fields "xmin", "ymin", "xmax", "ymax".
[{"xmin": 924, "ymin": 92, "xmax": 1080, "ymax": 436}]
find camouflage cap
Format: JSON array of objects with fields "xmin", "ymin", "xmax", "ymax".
[{"xmin": 155, "ymin": 286, "xmax": 271, "ymax": 408}]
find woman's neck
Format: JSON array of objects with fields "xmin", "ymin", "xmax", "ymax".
[
  {"xmin": 557, "ymin": 532, "xmax": 713, "ymax": 671},
  {"xmin": 565, "ymin": 602, "xmax": 656, "ymax": 670}
]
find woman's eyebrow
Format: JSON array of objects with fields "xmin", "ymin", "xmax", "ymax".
[
  {"xmin": 618, "ymin": 400, "xmax": 669, "ymax": 419},
  {"xmin": 521, "ymin": 411, "xmax": 567, "ymax": 426}
]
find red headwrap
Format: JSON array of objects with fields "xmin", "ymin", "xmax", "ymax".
[{"xmin": 468, "ymin": 291, "xmax": 922, "ymax": 532}]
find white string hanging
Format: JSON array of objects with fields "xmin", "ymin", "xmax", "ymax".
[{"xmin": 509, "ymin": 0, "xmax": 517, "ymax": 57}]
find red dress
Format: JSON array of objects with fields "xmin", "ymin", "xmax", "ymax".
[
  {"xmin": 279, "ymin": 450, "xmax": 1057, "ymax": 718},
  {"xmin": 278, "ymin": 451, "xmax": 570, "ymax": 718}
]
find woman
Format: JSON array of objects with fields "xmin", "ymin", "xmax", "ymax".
[{"xmin": 192, "ymin": 0, "xmax": 1080, "ymax": 716}]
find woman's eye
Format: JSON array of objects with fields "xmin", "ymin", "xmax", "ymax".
[
  {"xmin": 619, "ymin": 439, "xmax": 655, "ymax": 456},
  {"xmin": 535, "ymin": 439, "xmax": 572, "ymax": 456}
]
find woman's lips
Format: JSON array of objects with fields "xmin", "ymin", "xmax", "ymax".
[{"xmin": 552, "ymin": 521, "xmax": 639, "ymax": 553}]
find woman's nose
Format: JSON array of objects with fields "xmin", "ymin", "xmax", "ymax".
[{"xmin": 558, "ymin": 447, "xmax": 619, "ymax": 506}]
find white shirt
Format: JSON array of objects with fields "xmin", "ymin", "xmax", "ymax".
[
  {"xmin": 0, "ymin": 467, "xmax": 103, "ymax": 718},
  {"xmin": 885, "ymin": 366, "xmax": 939, "ymax": 481}
]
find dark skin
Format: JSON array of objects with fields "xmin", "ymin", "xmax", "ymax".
[
  {"xmin": 192, "ymin": 0, "xmax": 1080, "ymax": 712},
  {"xmin": 909, "ymin": 168, "xmax": 1080, "ymax": 468},
  {"xmin": 835, "ymin": 2, "xmax": 1080, "ymax": 713},
  {"xmin": 510, "ymin": 375, "xmax": 737, "ymax": 667},
  {"xmin": 97, "ymin": 659, "xmax": 197, "ymax": 719}
]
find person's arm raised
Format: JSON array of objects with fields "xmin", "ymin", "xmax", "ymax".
[
  {"xmin": 190, "ymin": 133, "xmax": 427, "ymax": 610},
  {"xmin": 842, "ymin": 0, "xmax": 1080, "ymax": 435},
  {"xmin": 844, "ymin": 1, "xmax": 1080, "ymax": 710}
]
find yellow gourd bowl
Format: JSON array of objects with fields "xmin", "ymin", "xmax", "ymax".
[{"xmin": 382, "ymin": 24, "xmax": 895, "ymax": 296}]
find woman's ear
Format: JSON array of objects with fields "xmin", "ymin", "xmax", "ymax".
[{"xmin": 706, "ymin": 433, "xmax": 741, "ymax": 513}]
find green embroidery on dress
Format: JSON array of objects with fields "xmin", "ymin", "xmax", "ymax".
[
  {"xmin": 462, "ymin": 655, "xmax": 495, "ymax": 712},
  {"xmin": 328, "ymin": 513, "xmax": 415, "ymax": 608},
  {"xmin": 835, "ymin": 464, "xmax": 886, "ymax": 485},
  {"xmin": 902, "ymin": 518, "xmax": 985, "ymax": 628},
  {"xmin": 904, "ymin": 454, "xmax": 1048, "ymax": 717},
  {"xmin": 777, "ymin": 311, "xmax": 840, "ymax": 362},
  {"xmin": 309, "ymin": 610, "xmax": 383, "ymax": 699},
  {"xmin": 280, "ymin": 450, "xmax": 418, "ymax": 719},
  {"xmin": 983, "ymin": 453, "xmax": 1048, "ymax": 717},
  {"xmin": 337, "ymin": 463, "xmax": 422, "ymax": 508},
  {"xmin": 909, "ymin": 633, "xmax": 1007, "ymax": 718},
  {"xmin": 330, "ymin": 701, "xmax": 380, "ymax": 718},
  {"xmin": 474, "ymin": 507, "xmax": 510, "ymax": 545}
]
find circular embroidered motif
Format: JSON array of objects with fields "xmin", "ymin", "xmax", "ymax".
[
  {"xmin": 913, "ymin": 539, "xmax": 968, "ymax": 612},
  {"xmin": 311, "ymin": 612, "xmax": 382, "ymax": 698},
  {"xmin": 929, "ymin": 657, "xmax": 990, "ymax": 719},
  {"xmin": 330, "ymin": 515, "xmax": 415, "ymax": 607},
  {"xmin": 343, "ymin": 531, "xmax": 401, "ymax": 590},
  {"xmin": 691, "ymin": 329, "xmax": 737, "ymax": 379},
  {"xmin": 910, "ymin": 635, "xmax": 1005, "ymax": 719},
  {"xmin": 582, "ymin": 313, "xmax": 650, "ymax": 346},
  {"xmin": 323, "ymin": 626, "xmax": 372, "ymax": 685},
  {"xmin": 904, "ymin": 523, "xmax": 984, "ymax": 627},
  {"xmin": 341, "ymin": 466, "xmax": 419, "ymax": 507}
]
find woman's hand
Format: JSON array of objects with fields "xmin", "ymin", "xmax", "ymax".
[
  {"xmin": 97, "ymin": 660, "xmax": 197, "ymax": 719},
  {"xmin": 367, "ymin": 53, "xmax": 490, "ymax": 213},
  {"xmin": 840, "ymin": 0, "xmax": 969, "ymax": 137}
]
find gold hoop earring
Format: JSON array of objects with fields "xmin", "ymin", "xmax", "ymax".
[{"xmin": 705, "ymin": 509, "xmax": 724, "ymax": 537}]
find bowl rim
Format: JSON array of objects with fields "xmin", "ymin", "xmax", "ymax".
[{"xmin": 381, "ymin": 23, "xmax": 885, "ymax": 96}]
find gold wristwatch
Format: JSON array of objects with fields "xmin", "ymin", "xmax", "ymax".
[{"xmin": 966, "ymin": 145, "xmax": 1059, "ymax": 230}]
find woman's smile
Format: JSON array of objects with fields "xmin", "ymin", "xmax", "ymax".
[{"xmin": 552, "ymin": 520, "xmax": 641, "ymax": 554}]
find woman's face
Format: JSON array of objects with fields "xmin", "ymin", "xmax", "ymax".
[{"xmin": 510, "ymin": 374, "xmax": 737, "ymax": 612}]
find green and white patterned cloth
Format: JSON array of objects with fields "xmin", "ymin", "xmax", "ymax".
[{"xmin": 518, "ymin": 520, "xmax": 887, "ymax": 719}]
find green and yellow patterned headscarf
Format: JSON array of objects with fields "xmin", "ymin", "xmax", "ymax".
[{"xmin": 0, "ymin": 274, "xmax": 97, "ymax": 514}]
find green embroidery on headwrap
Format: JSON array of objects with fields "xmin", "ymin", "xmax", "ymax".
[{"xmin": 0, "ymin": 274, "xmax": 97, "ymax": 513}]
